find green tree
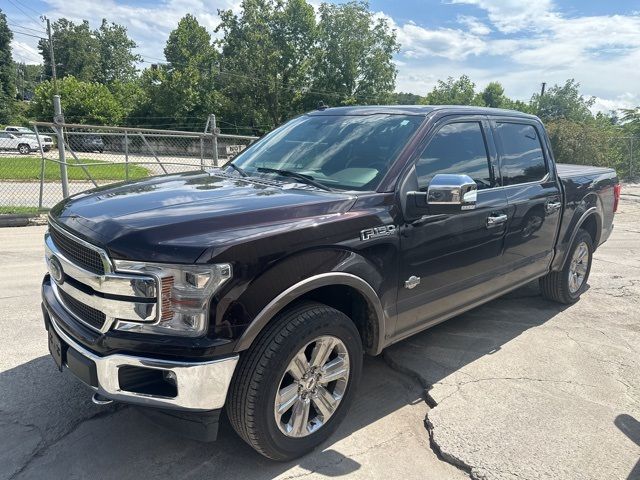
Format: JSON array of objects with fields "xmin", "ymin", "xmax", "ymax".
[
  {"xmin": 422, "ymin": 75, "xmax": 482, "ymax": 106},
  {"xmin": 38, "ymin": 18, "xmax": 140, "ymax": 85},
  {"xmin": 95, "ymin": 19, "xmax": 141, "ymax": 84},
  {"xmin": 620, "ymin": 107, "xmax": 640, "ymax": 136},
  {"xmin": 480, "ymin": 81, "xmax": 508, "ymax": 108},
  {"xmin": 217, "ymin": 0, "xmax": 317, "ymax": 131},
  {"xmin": 0, "ymin": 9, "xmax": 16, "ymax": 123},
  {"xmin": 311, "ymin": 1, "xmax": 399, "ymax": 107},
  {"xmin": 38, "ymin": 19, "xmax": 99, "ymax": 82},
  {"xmin": 391, "ymin": 92, "xmax": 424, "ymax": 105},
  {"xmin": 545, "ymin": 118, "xmax": 630, "ymax": 176},
  {"xmin": 29, "ymin": 76, "xmax": 125, "ymax": 124},
  {"xmin": 131, "ymin": 15, "xmax": 223, "ymax": 130},
  {"xmin": 531, "ymin": 79, "xmax": 595, "ymax": 122}
]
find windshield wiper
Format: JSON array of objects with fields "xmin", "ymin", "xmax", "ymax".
[
  {"xmin": 225, "ymin": 163, "xmax": 248, "ymax": 177},
  {"xmin": 256, "ymin": 167, "xmax": 333, "ymax": 192}
]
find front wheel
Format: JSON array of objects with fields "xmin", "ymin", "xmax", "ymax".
[
  {"xmin": 17, "ymin": 144, "xmax": 31, "ymax": 155},
  {"xmin": 540, "ymin": 229, "xmax": 593, "ymax": 304},
  {"xmin": 227, "ymin": 301, "xmax": 363, "ymax": 461}
]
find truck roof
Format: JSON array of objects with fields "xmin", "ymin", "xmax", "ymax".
[{"xmin": 307, "ymin": 105, "xmax": 539, "ymax": 120}]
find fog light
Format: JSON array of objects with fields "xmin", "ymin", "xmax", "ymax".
[{"xmin": 163, "ymin": 370, "xmax": 177, "ymax": 387}]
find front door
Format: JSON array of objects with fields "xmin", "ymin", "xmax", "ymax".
[{"xmin": 395, "ymin": 118, "xmax": 509, "ymax": 338}]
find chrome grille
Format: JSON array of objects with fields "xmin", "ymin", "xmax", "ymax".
[
  {"xmin": 49, "ymin": 225, "xmax": 105, "ymax": 275},
  {"xmin": 58, "ymin": 288, "xmax": 106, "ymax": 330},
  {"xmin": 45, "ymin": 222, "xmax": 158, "ymax": 333}
]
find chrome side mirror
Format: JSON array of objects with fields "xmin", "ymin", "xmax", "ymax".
[
  {"xmin": 427, "ymin": 174, "xmax": 477, "ymax": 212},
  {"xmin": 405, "ymin": 174, "xmax": 478, "ymax": 218}
]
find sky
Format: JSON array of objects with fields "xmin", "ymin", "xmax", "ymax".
[{"xmin": 3, "ymin": 0, "xmax": 640, "ymax": 113}]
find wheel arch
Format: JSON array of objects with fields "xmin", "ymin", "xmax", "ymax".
[
  {"xmin": 558, "ymin": 207, "xmax": 602, "ymax": 270},
  {"xmin": 234, "ymin": 272, "xmax": 386, "ymax": 356}
]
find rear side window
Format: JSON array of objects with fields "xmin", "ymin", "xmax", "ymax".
[
  {"xmin": 416, "ymin": 122, "xmax": 493, "ymax": 190},
  {"xmin": 496, "ymin": 123, "xmax": 547, "ymax": 185}
]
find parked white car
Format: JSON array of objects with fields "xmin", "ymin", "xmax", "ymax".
[
  {"xmin": 0, "ymin": 132, "xmax": 42, "ymax": 155},
  {"xmin": 4, "ymin": 126, "xmax": 54, "ymax": 151}
]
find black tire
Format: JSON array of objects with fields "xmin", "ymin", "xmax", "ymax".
[
  {"xmin": 227, "ymin": 301, "xmax": 363, "ymax": 461},
  {"xmin": 540, "ymin": 229, "xmax": 593, "ymax": 304},
  {"xmin": 17, "ymin": 144, "xmax": 30, "ymax": 155}
]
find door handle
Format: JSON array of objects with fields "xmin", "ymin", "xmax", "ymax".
[
  {"xmin": 486, "ymin": 214, "xmax": 508, "ymax": 228},
  {"xmin": 546, "ymin": 201, "xmax": 562, "ymax": 214}
]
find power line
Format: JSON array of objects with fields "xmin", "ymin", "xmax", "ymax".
[
  {"xmin": 7, "ymin": 21, "xmax": 46, "ymax": 34},
  {"xmin": 11, "ymin": 0, "xmax": 43, "ymax": 17},
  {"xmin": 6, "ymin": 0, "xmax": 42, "ymax": 26},
  {"xmin": 11, "ymin": 30, "xmax": 46, "ymax": 40}
]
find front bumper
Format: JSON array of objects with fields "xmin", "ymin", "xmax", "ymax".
[{"xmin": 43, "ymin": 302, "xmax": 239, "ymax": 412}]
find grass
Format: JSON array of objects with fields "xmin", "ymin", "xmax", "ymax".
[
  {"xmin": 0, "ymin": 156, "xmax": 151, "ymax": 181},
  {"xmin": 0, "ymin": 206, "xmax": 47, "ymax": 215}
]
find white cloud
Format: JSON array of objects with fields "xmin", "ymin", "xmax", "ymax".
[
  {"xmin": 11, "ymin": 40, "xmax": 41, "ymax": 64},
  {"xmin": 375, "ymin": 12, "xmax": 487, "ymax": 60},
  {"xmin": 13, "ymin": 0, "xmax": 238, "ymax": 63},
  {"xmin": 392, "ymin": 2, "xmax": 640, "ymax": 112},
  {"xmin": 450, "ymin": 0, "xmax": 558, "ymax": 33},
  {"xmin": 457, "ymin": 15, "xmax": 491, "ymax": 35}
]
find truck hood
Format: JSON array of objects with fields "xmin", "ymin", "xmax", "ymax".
[{"xmin": 50, "ymin": 171, "xmax": 357, "ymax": 263}]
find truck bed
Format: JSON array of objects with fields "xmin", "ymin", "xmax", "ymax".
[{"xmin": 556, "ymin": 163, "xmax": 616, "ymax": 178}]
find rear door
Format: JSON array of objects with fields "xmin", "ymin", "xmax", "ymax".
[{"xmin": 492, "ymin": 119, "xmax": 562, "ymax": 282}]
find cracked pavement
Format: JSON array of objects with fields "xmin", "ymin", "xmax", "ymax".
[
  {"xmin": 385, "ymin": 183, "xmax": 640, "ymax": 480},
  {"xmin": 1, "ymin": 185, "xmax": 639, "ymax": 480}
]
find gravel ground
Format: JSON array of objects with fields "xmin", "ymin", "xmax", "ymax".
[{"xmin": 0, "ymin": 185, "xmax": 638, "ymax": 480}]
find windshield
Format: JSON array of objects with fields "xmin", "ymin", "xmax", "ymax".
[
  {"xmin": 15, "ymin": 127, "xmax": 34, "ymax": 133},
  {"xmin": 230, "ymin": 114, "xmax": 424, "ymax": 191}
]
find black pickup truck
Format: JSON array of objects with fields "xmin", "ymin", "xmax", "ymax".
[{"xmin": 42, "ymin": 106, "xmax": 620, "ymax": 460}]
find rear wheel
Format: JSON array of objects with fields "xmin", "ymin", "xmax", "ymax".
[
  {"xmin": 17, "ymin": 144, "xmax": 30, "ymax": 155},
  {"xmin": 540, "ymin": 229, "xmax": 593, "ymax": 304},
  {"xmin": 227, "ymin": 301, "xmax": 362, "ymax": 461}
]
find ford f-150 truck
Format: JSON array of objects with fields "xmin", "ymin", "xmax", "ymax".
[{"xmin": 41, "ymin": 106, "xmax": 620, "ymax": 460}]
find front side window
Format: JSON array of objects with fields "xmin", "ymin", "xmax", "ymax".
[
  {"xmin": 230, "ymin": 114, "xmax": 424, "ymax": 191},
  {"xmin": 496, "ymin": 123, "xmax": 547, "ymax": 185},
  {"xmin": 415, "ymin": 122, "xmax": 493, "ymax": 190}
]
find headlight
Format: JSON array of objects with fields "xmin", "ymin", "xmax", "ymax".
[{"xmin": 113, "ymin": 260, "xmax": 232, "ymax": 337}]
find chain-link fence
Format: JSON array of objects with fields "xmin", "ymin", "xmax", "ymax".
[{"xmin": 0, "ymin": 122, "xmax": 257, "ymax": 214}]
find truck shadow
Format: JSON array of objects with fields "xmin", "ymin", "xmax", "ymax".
[{"xmin": 1, "ymin": 281, "xmax": 569, "ymax": 479}]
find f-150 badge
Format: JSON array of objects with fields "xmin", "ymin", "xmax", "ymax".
[{"xmin": 360, "ymin": 225, "xmax": 397, "ymax": 241}]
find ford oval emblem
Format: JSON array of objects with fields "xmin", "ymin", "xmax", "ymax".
[{"xmin": 49, "ymin": 256, "xmax": 64, "ymax": 284}]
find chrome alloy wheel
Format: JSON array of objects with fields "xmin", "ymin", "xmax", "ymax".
[
  {"xmin": 568, "ymin": 241, "xmax": 589, "ymax": 293},
  {"xmin": 274, "ymin": 336, "xmax": 350, "ymax": 438}
]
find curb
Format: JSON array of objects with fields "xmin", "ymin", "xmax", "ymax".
[{"xmin": 0, "ymin": 213, "xmax": 47, "ymax": 228}]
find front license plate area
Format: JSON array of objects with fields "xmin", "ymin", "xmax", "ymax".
[{"xmin": 48, "ymin": 327, "xmax": 65, "ymax": 371}]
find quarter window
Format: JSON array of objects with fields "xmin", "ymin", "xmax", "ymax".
[
  {"xmin": 496, "ymin": 123, "xmax": 547, "ymax": 185},
  {"xmin": 416, "ymin": 122, "xmax": 493, "ymax": 190}
]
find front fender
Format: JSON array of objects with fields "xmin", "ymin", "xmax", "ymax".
[{"xmin": 220, "ymin": 248, "xmax": 394, "ymax": 355}]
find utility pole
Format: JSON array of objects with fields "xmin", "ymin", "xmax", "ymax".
[
  {"xmin": 210, "ymin": 114, "xmax": 219, "ymax": 168},
  {"xmin": 540, "ymin": 82, "xmax": 547, "ymax": 97},
  {"xmin": 43, "ymin": 17, "xmax": 58, "ymax": 95},
  {"xmin": 43, "ymin": 16, "xmax": 68, "ymax": 197}
]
